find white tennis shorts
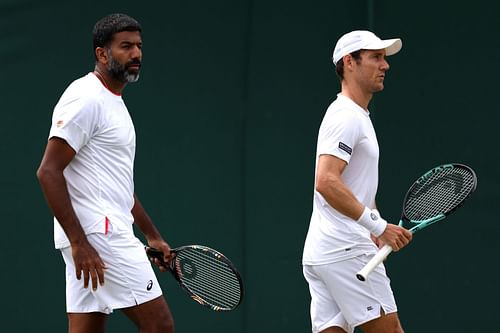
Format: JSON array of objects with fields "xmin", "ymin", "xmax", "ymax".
[
  {"xmin": 60, "ymin": 222, "xmax": 163, "ymax": 314},
  {"xmin": 303, "ymin": 254, "xmax": 397, "ymax": 333}
]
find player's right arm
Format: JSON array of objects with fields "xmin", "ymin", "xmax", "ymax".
[
  {"xmin": 36, "ymin": 137, "xmax": 106, "ymax": 289},
  {"xmin": 315, "ymin": 154, "xmax": 411, "ymax": 251}
]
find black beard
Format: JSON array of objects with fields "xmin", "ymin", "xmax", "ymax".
[{"xmin": 107, "ymin": 56, "xmax": 141, "ymax": 83}]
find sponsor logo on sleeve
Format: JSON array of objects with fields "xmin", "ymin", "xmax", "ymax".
[{"xmin": 338, "ymin": 142, "xmax": 352, "ymax": 155}]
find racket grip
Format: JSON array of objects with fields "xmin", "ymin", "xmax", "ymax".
[{"xmin": 356, "ymin": 244, "xmax": 393, "ymax": 281}]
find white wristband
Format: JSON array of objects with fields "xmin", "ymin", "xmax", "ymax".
[{"xmin": 357, "ymin": 207, "xmax": 387, "ymax": 237}]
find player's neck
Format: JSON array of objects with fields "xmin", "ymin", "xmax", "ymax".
[
  {"xmin": 93, "ymin": 68, "xmax": 126, "ymax": 95},
  {"xmin": 341, "ymin": 83, "xmax": 372, "ymax": 111}
]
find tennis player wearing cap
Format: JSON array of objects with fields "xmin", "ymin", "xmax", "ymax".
[{"xmin": 302, "ymin": 30, "xmax": 413, "ymax": 333}]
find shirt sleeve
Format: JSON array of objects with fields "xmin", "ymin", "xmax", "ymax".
[
  {"xmin": 48, "ymin": 95, "xmax": 100, "ymax": 153},
  {"xmin": 317, "ymin": 109, "xmax": 359, "ymax": 164}
]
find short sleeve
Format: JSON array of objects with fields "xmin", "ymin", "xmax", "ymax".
[
  {"xmin": 48, "ymin": 96, "xmax": 100, "ymax": 153},
  {"xmin": 317, "ymin": 109, "xmax": 359, "ymax": 164}
]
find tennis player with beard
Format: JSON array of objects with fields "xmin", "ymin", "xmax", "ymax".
[{"xmin": 37, "ymin": 13, "xmax": 174, "ymax": 333}]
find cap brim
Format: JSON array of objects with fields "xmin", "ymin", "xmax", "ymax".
[{"xmin": 364, "ymin": 38, "xmax": 402, "ymax": 56}]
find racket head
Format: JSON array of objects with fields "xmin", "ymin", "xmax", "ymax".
[
  {"xmin": 401, "ymin": 163, "xmax": 477, "ymax": 229},
  {"xmin": 147, "ymin": 245, "xmax": 244, "ymax": 311}
]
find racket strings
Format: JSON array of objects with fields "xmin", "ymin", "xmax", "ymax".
[
  {"xmin": 176, "ymin": 248, "xmax": 242, "ymax": 310},
  {"xmin": 178, "ymin": 256, "xmax": 241, "ymax": 309},
  {"xmin": 405, "ymin": 167, "xmax": 475, "ymax": 221},
  {"xmin": 179, "ymin": 260, "xmax": 240, "ymax": 306}
]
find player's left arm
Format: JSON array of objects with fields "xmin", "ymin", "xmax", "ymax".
[{"xmin": 132, "ymin": 193, "xmax": 172, "ymax": 269}]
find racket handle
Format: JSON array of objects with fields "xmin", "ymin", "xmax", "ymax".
[{"xmin": 356, "ymin": 244, "xmax": 393, "ymax": 281}]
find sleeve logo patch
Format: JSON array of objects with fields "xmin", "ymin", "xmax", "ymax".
[{"xmin": 338, "ymin": 142, "xmax": 352, "ymax": 155}]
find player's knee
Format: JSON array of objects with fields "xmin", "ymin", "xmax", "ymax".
[
  {"xmin": 391, "ymin": 323, "xmax": 404, "ymax": 333},
  {"xmin": 160, "ymin": 321, "xmax": 174, "ymax": 333},
  {"xmin": 136, "ymin": 307, "xmax": 174, "ymax": 333},
  {"xmin": 165, "ymin": 316, "xmax": 174, "ymax": 333},
  {"xmin": 156, "ymin": 311, "xmax": 174, "ymax": 333}
]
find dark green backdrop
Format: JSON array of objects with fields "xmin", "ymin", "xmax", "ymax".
[{"xmin": 1, "ymin": 0, "xmax": 497, "ymax": 332}]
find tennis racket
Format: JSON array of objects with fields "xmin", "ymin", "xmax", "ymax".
[
  {"xmin": 146, "ymin": 245, "xmax": 244, "ymax": 311},
  {"xmin": 356, "ymin": 163, "xmax": 477, "ymax": 281}
]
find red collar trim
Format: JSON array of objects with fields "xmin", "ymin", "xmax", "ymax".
[{"xmin": 92, "ymin": 72, "xmax": 122, "ymax": 96}]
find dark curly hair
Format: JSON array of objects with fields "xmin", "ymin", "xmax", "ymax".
[{"xmin": 92, "ymin": 13, "xmax": 142, "ymax": 60}]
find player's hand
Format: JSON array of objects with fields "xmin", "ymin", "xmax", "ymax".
[
  {"xmin": 370, "ymin": 234, "xmax": 383, "ymax": 249},
  {"xmin": 71, "ymin": 239, "xmax": 106, "ymax": 290},
  {"xmin": 147, "ymin": 238, "xmax": 173, "ymax": 272},
  {"xmin": 378, "ymin": 224, "xmax": 412, "ymax": 252}
]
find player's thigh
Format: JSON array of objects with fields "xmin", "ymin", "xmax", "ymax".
[
  {"xmin": 67, "ymin": 312, "xmax": 107, "ymax": 333},
  {"xmin": 313, "ymin": 255, "xmax": 398, "ymax": 329},
  {"xmin": 62, "ymin": 227, "xmax": 163, "ymax": 314},
  {"xmin": 121, "ymin": 295, "xmax": 174, "ymax": 333},
  {"xmin": 304, "ymin": 265, "xmax": 351, "ymax": 332},
  {"xmin": 359, "ymin": 311, "xmax": 404, "ymax": 333}
]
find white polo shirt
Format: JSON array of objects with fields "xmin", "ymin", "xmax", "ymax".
[
  {"xmin": 48, "ymin": 73, "xmax": 136, "ymax": 249},
  {"xmin": 302, "ymin": 94, "xmax": 380, "ymax": 265}
]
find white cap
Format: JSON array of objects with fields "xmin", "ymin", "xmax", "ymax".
[{"xmin": 333, "ymin": 30, "xmax": 402, "ymax": 65}]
